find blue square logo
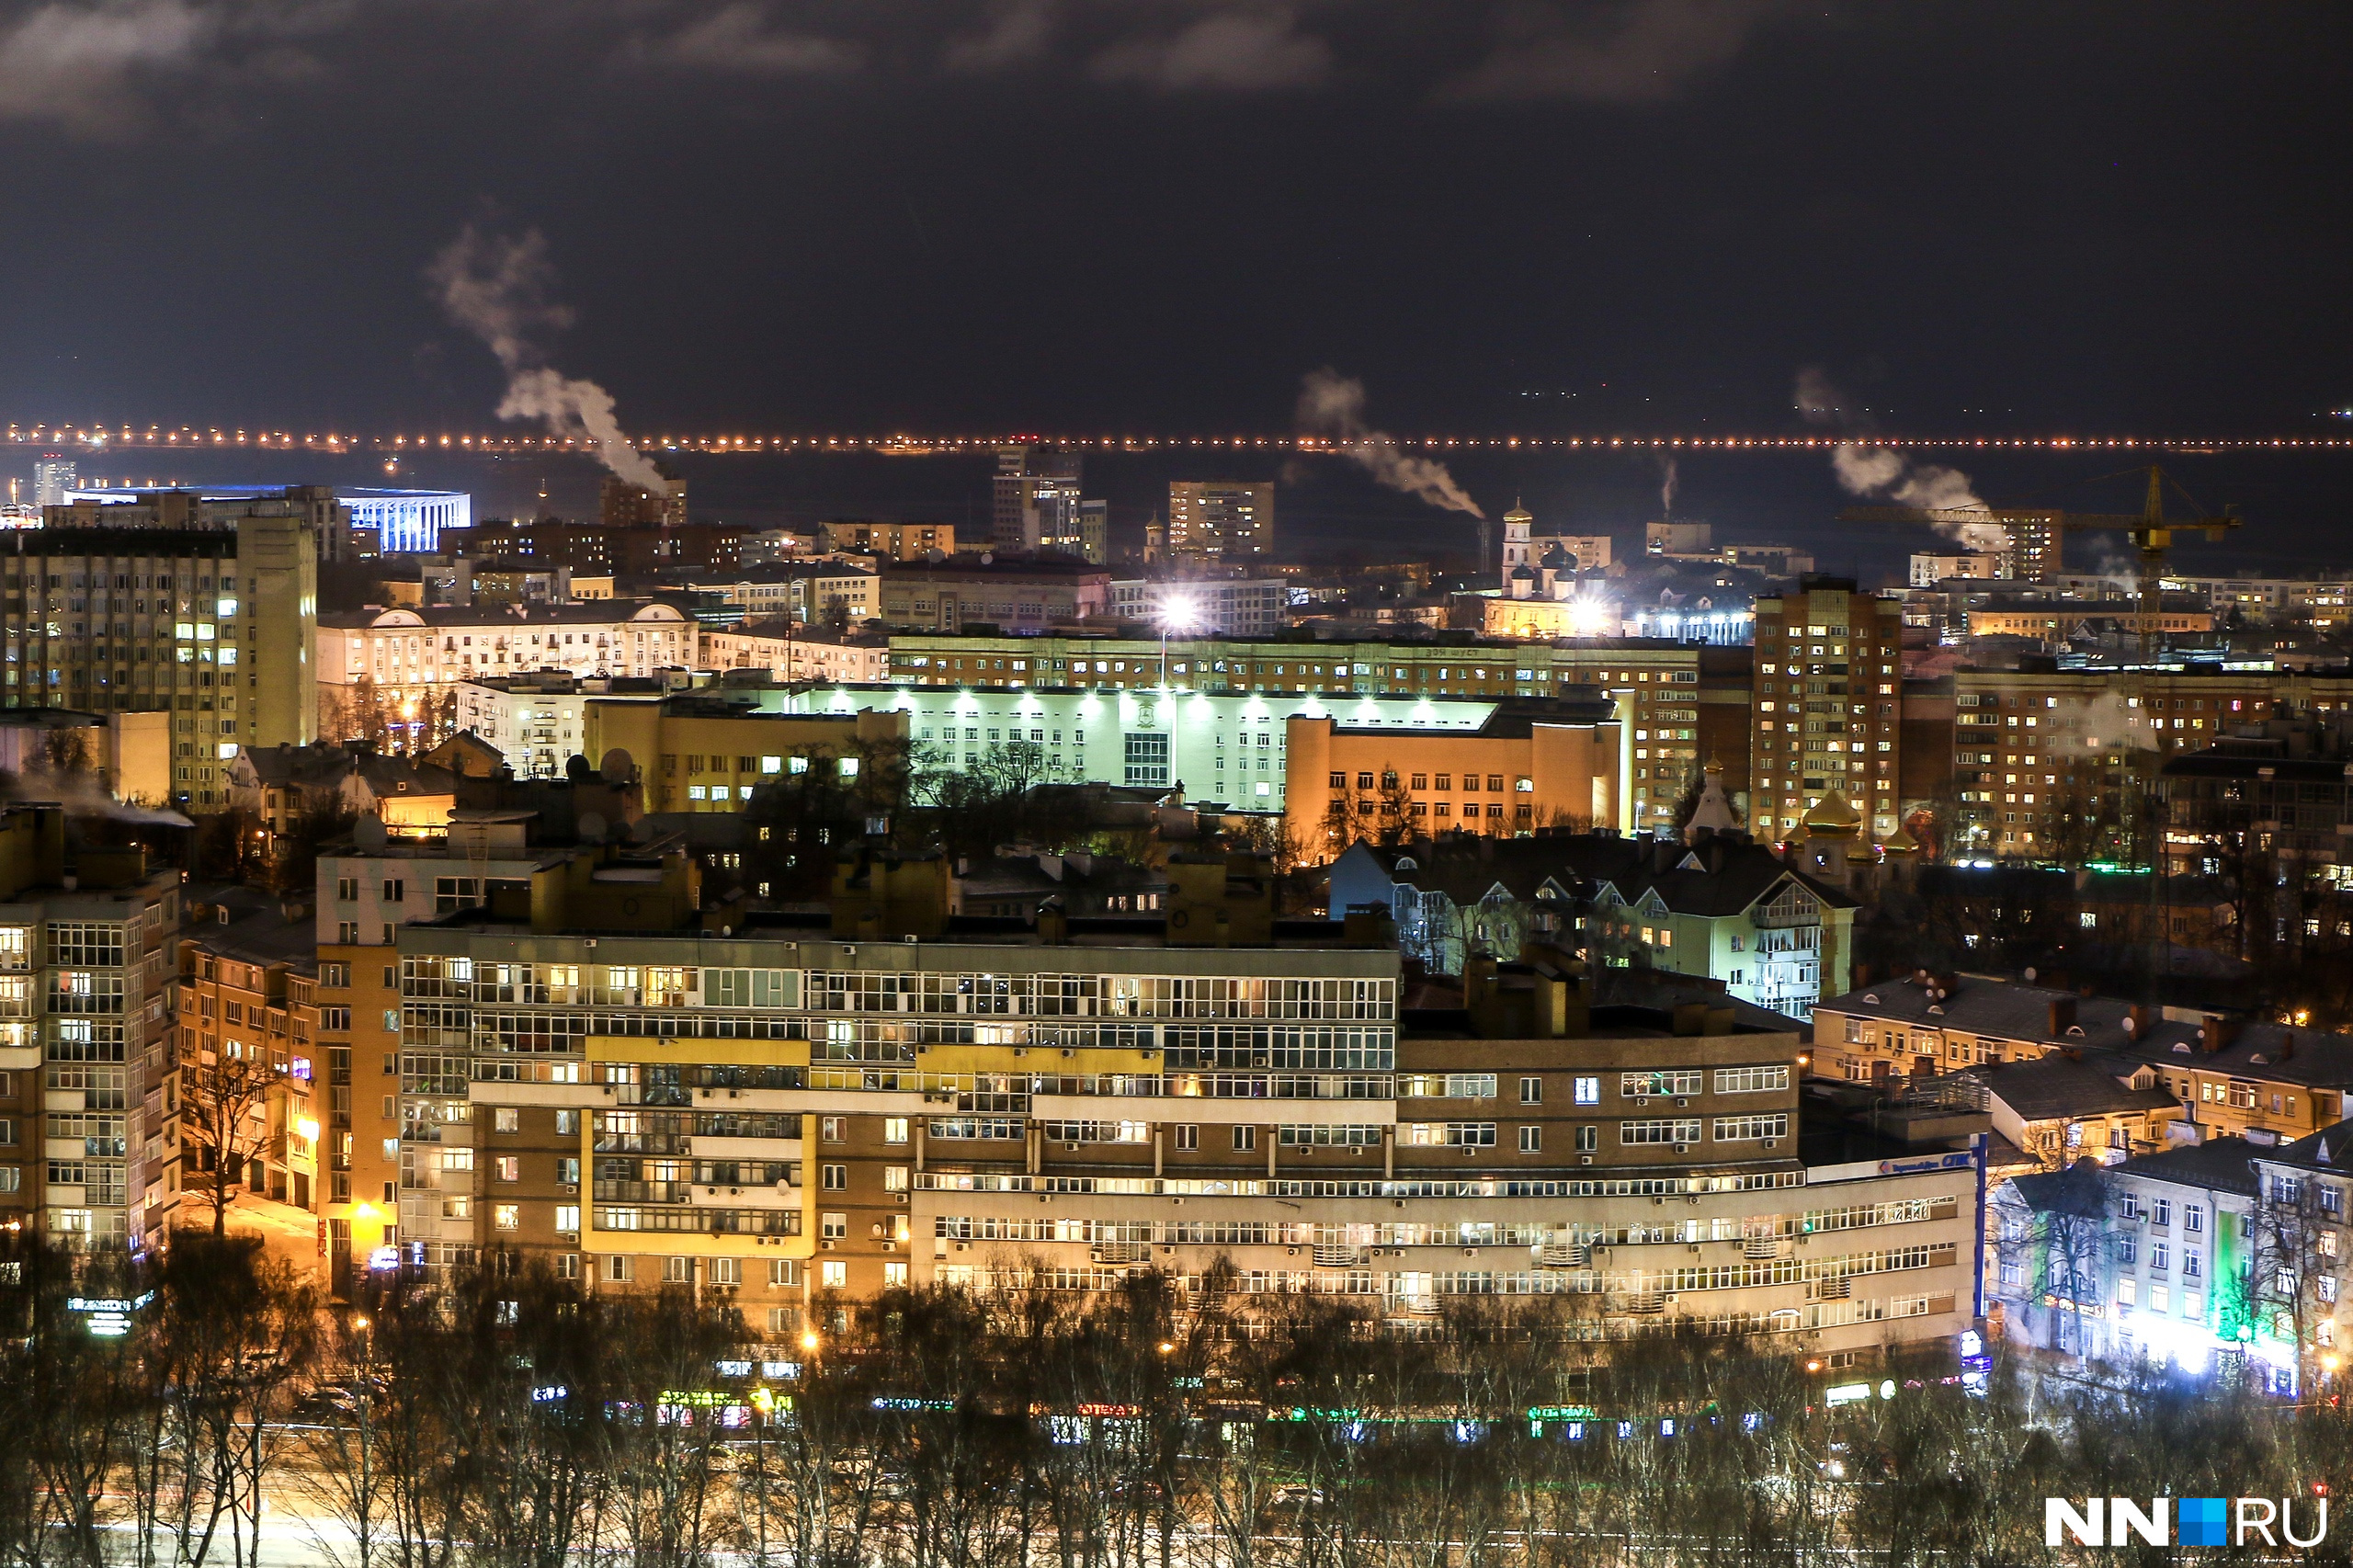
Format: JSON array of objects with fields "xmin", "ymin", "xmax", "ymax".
[{"xmin": 2179, "ymin": 1497, "xmax": 2227, "ymax": 1546}]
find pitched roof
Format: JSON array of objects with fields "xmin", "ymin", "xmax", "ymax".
[
  {"xmin": 1957, "ymin": 1054, "xmax": 2177, "ymax": 1122},
  {"xmin": 2108, "ymin": 1136, "xmax": 2261, "ymax": 1198},
  {"xmin": 2253, "ymin": 1116, "xmax": 2353, "ymax": 1174}
]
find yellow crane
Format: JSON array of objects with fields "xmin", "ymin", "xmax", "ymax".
[{"xmin": 1839, "ymin": 463, "xmax": 2242, "ymax": 658}]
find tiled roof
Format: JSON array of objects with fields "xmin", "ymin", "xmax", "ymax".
[{"xmin": 1957, "ymin": 1054, "xmax": 2177, "ymax": 1122}]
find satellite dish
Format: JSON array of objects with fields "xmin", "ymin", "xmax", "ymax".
[
  {"xmin": 355, "ymin": 815, "xmax": 387, "ymax": 851},
  {"xmin": 599, "ymin": 747, "xmax": 634, "ymax": 784},
  {"xmin": 578, "ymin": 812, "xmax": 608, "ymax": 844},
  {"xmin": 2023, "ymin": 966, "xmax": 2038, "ymax": 983}
]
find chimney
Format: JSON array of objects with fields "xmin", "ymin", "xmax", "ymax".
[
  {"xmin": 2046, "ymin": 996, "xmax": 2076, "ymax": 1039},
  {"xmin": 2200, "ymin": 1016, "xmax": 2234, "ymax": 1055}
]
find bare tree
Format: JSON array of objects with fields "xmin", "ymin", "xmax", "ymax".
[{"xmin": 179, "ymin": 1039, "xmax": 290, "ymax": 1237}]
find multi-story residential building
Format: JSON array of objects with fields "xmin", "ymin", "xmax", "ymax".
[
  {"xmin": 1964, "ymin": 594, "xmax": 2212, "ymax": 642},
  {"xmin": 389, "ymin": 842, "xmax": 1978, "ymax": 1362},
  {"xmin": 1909, "ymin": 551, "xmax": 2005, "ymax": 587},
  {"xmin": 0, "ymin": 811, "xmax": 181, "ymax": 1250},
  {"xmin": 317, "ymin": 600, "xmax": 698, "ymax": 715},
  {"xmin": 1288, "ymin": 699, "xmax": 1620, "ymax": 858},
  {"xmin": 2158, "ymin": 713, "xmax": 2353, "ymax": 878},
  {"xmin": 1164, "ymin": 482, "xmax": 1274, "ymax": 562},
  {"xmin": 991, "ymin": 447, "xmax": 1086, "ymax": 557},
  {"xmin": 452, "ymin": 675, "xmax": 672, "ymax": 779},
  {"xmin": 1749, "ymin": 576, "xmax": 1904, "ymax": 843},
  {"xmin": 699, "ymin": 624, "xmax": 892, "ymax": 685},
  {"xmin": 818, "ymin": 520, "xmax": 955, "ymax": 561},
  {"xmin": 316, "ymin": 811, "xmax": 562, "ymax": 1281},
  {"xmin": 1107, "ymin": 577, "xmax": 1290, "ymax": 637},
  {"xmin": 462, "ymin": 517, "xmax": 762, "ymax": 578},
  {"xmin": 599, "ymin": 472, "xmax": 688, "ymax": 529},
  {"xmin": 1945, "ymin": 663, "xmax": 2353, "ymax": 859},
  {"xmin": 2, "ymin": 514, "xmax": 318, "ymax": 808},
  {"xmin": 176, "ymin": 894, "xmax": 322, "ymax": 1220},
  {"xmin": 581, "ymin": 697, "xmax": 911, "ymax": 814},
  {"xmin": 878, "ymin": 557, "xmax": 1111, "ymax": 633},
  {"xmin": 676, "ymin": 565, "xmax": 877, "ymax": 626}
]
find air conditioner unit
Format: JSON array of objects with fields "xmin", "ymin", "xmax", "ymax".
[
  {"xmin": 1579, "ymin": 1155, "xmax": 1594, "ymax": 1165},
  {"xmin": 894, "ymin": 1193, "xmax": 907, "ymax": 1204},
  {"xmin": 821, "ymin": 1240, "xmax": 835, "ymax": 1251},
  {"xmin": 1285, "ymin": 1245, "xmax": 1298, "ymax": 1256},
  {"xmin": 1013, "ymin": 1048, "xmax": 1028, "ymax": 1058},
  {"xmin": 1673, "ymin": 1142, "xmax": 1688, "ymax": 1153},
  {"xmin": 1674, "ymin": 1096, "xmax": 1688, "ymax": 1108},
  {"xmin": 561, "ymin": 1184, "xmax": 577, "ymax": 1195},
  {"xmin": 1633, "ymin": 1096, "xmax": 1649, "ymax": 1107},
  {"xmin": 1060, "ymin": 1048, "xmax": 1074, "ymax": 1058},
  {"xmin": 1162, "ymin": 1245, "xmax": 1175, "ymax": 1256},
  {"xmin": 1461, "ymin": 1247, "xmax": 1477, "ymax": 1258},
  {"xmin": 1764, "ymin": 1138, "xmax": 1779, "ymax": 1149},
  {"xmin": 1064, "ymin": 1142, "xmax": 1079, "ymax": 1153},
  {"xmin": 1393, "ymin": 1199, "xmax": 1405, "ymax": 1209},
  {"xmin": 955, "ymin": 1241, "xmax": 969, "ymax": 1252},
  {"xmin": 882, "ymin": 1241, "xmax": 895, "ymax": 1252}
]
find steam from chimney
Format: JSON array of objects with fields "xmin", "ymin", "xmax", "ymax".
[
  {"xmin": 1659, "ymin": 456, "xmax": 1679, "ymax": 517},
  {"xmin": 1798, "ymin": 365, "xmax": 2001, "ymax": 552},
  {"xmin": 1831, "ymin": 441, "xmax": 2004, "ymax": 552},
  {"xmin": 428, "ymin": 224, "xmax": 673, "ymax": 496},
  {"xmin": 1296, "ymin": 369, "xmax": 1483, "ymax": 518}
]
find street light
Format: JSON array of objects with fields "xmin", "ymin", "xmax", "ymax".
[{"xmin": 1156, "ymin": 590, "xmax": 1201, "ymax": 690}]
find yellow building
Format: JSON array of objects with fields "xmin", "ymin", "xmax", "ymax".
[
  {"xmin": 582, "ymin": 697, "xmax": 911, "ymax": 812},
  {"xmin": 1284, "ymin": 701, "xmax": 1620, "ymax": 859}
]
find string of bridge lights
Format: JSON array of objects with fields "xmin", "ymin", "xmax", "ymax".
[{"xmin": 6, "ymin": 425, "xmax": 2353, "ymax": 455}]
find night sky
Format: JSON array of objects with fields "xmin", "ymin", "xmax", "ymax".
[{"xmin": 2, "ymin": 1, "xmax": 2348, "ymax": 565}]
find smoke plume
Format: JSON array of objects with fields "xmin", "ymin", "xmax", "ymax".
[
  {"xmin": 1296, "ymin": 369, "xmax": 1483, "ymax": 518},
  {"xmin": 1831, "ymin": 440, "xmax": 2002, "ymax": 551},
  {"xmin": 1659, "ymin": 457, "xmax": 1678, "ymax": 516},
  {"xmin": 428, "ymin": 224, "xmax": 673, "ymax": 495}
]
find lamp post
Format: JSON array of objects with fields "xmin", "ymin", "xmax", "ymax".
[{"xmin": 1156, "ymin": 590, "xmax": 1201, "ymax": 692}]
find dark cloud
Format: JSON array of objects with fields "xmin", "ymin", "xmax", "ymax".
[
  {"xmin": 1087, "ymin": 6, "xmax": 1333, "ymax": 92},
  {"xmin": 1438, "ymin": 0, "xmax": 1779, "ymax": 103},
  {"xmin": 623, "ymin": 3, "xmax": 863, "ymax": 76}
]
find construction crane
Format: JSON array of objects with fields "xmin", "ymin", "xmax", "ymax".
[{"xmin": 1839, "ymin": 464, "xmax": 2242, "ymax": 659}]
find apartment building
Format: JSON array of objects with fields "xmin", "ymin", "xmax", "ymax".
[
  {"xmin": 1287, "ymin": 699, "xmax": 1620, "ymax": 857},
  {"xmin": 878, "ymin": 557, "xmax": 1111, "ymax": 632},
  {"xmin": 314, "ymin": 812, "xmax": 562, "ymax": 1280},
  {"xmin": 386, "ymin": 843, "xmax": 1976, "ymax": 1361},
  {"xmin": 1947, "ymin": 664, "xmax": 2336, "ymax": 859},
  {"xmin": 2, "ymin": 516, "xmax": 319, "ymax": 807},
  {"xmin": 317, "ymin": 600, "xmax": 698, "ymax": 712},
  {"xmin": 1106, "ymin": 577, "xmax": 1290, "ymax": 637},
  {"xmin": 818, "ymin": 521, "xmax": 955, "ymax": 562},
  {"xmin": 1749, "ymin": 577, "xmax": 1904, "ymax": 844},
  {"xmin": 0, "ymin": 810, "xmax": 180, "ymax": 1250},
  {"xmin": 580, "ymin": 697, "xmax": 911, "ymax": 814},
  {"xmin": 453, "ymin": 675, "xmax": 671, "ymax": 779},
  {"xmin": 678, "ymin": 565, "xmax": 878, "ymax": 625},
  {"xmin": 176, "ymin": 895, "xmax": 322, "ymax": 1219},
  {"xmin": 1164, "ymin": 482, "xmax": 1275, "ymax": 562},
  {"xmin": 699, "ymin": 624, "xmax": 892, "ymax": 685}
]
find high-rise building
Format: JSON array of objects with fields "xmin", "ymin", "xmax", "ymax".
[
  {"xmin": 991, "ymin": 448, "xmax": 1084, "ymax": 554},
  {"xmin": 1166, "ymin": 482, "xmax": 1274, "ymax": 562},
  {"xmin": 1748, "ymin": 576, "xmax": 1904, "ymax": 842},
  {"xmin": 6, "ymin": 507, "xmax": 320, "ymax": 808},
  {"xmin": 599, "ymin": 466, "xmax": 688, "ymax": 529},
  {"xmin": 30, "ymin": 458, "xmax": 75, "ymax": 508},
  {"xmin": 0, "ymin": 811, "xmax": 180, "ymax": 1252}
]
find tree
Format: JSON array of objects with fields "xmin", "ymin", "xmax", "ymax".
[{"xmin": 180, "ymin": 1040, "xmax": 290, "ymax": 1237}]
